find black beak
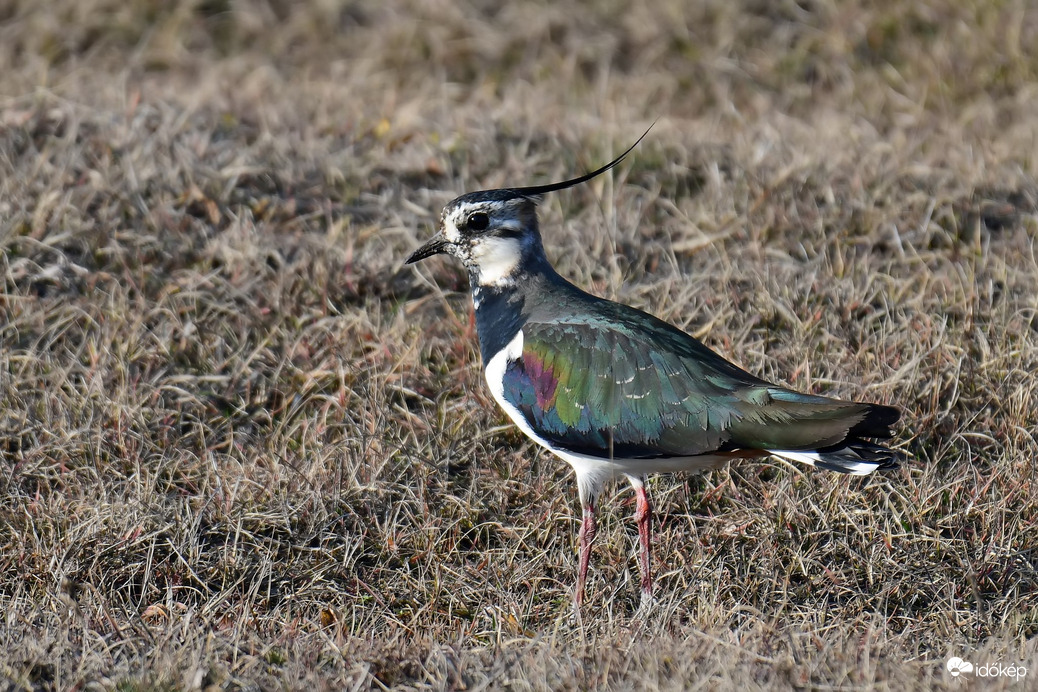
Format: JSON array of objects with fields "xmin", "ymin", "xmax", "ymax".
[{"xmin": 405, "ymin": 233, "xmax": 450, "ymax": 264}]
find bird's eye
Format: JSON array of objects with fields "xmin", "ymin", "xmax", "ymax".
[{"xmin": 466, "ymin": 212, "xmax": 490, "ymax": 231}]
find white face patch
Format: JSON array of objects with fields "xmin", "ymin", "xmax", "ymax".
[
  {"xmin": 470, "ymin": 235, "xmax": 522, "ymax": 286},
  {"xmin": 439, "ymin": 202, "xmax": 528, "ymax": 285},
  {"xmin": 442, "ymin": 212, "xmax": 463, "ymax": 243}
]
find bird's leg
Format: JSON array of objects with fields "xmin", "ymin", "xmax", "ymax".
[
  {"xmin": 575, "ymin": 499, "xmax": 597, "ymax": 608},
  {"xmin": 633, "ymin": 481, "xmax": 653, "ymax": 605}
]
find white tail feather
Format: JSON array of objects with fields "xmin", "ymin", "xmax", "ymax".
[{"xmin": 768, "ymin": 449, "xmax": 880, "ymax": 476}]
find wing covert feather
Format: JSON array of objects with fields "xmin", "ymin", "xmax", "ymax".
[
  {"xmin": 496, "ymin": 314, "xmax": 882, "ymax": 460},
  {"xmin": 499, "ymin": 319, "xmax": 740, "ymax": 458}
]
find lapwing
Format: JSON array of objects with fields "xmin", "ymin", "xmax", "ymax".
[{"xmin": 405, "ymin": 132, "xmax": 901, "ymax": 609}]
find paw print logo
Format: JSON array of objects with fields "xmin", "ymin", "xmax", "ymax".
[{"xmin": 946, "ymin": 657, "xmax": 974, "ymax": 677}]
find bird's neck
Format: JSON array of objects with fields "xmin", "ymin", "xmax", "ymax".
[
  {"xmin": 472, "ymin": 280, "xmax": 526, "ymax": 364},
  {"xmin": 470, "ymin": 246, "xmax": 573, "ymax": 362}
]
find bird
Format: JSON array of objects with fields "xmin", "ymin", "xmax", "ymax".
[{"xmin": 405, "ymin": 130, "xmax": 901, "ymax": 609}]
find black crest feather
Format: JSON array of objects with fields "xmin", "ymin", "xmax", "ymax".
[{"xmin": 509, "ymin": 124, "xmax": 654, "ymax": 197}]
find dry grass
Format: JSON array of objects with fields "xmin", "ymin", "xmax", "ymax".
[{"xmin": 1, "ymin": 0, "xmax": 1037, "ymax": 689}]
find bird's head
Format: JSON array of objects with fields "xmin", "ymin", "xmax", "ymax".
[
  {"xmin": 405, "ymin": 189, "xmax": 543, "ymax": 287},
  {"xmin": 405, "ymin": 127, "xmax": 651, "ymax": 288}
]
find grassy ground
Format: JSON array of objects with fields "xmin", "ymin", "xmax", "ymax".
[{"xmin": 1, "ymin": 0, "xmax": 1037, "ymax": 689}]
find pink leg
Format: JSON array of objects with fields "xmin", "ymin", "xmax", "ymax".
[
  {"xmin": 575, "ymin": 501, "xmax": 597, "ymax": 607},
  {"xmin": 634, "ymin": 483, "xmax": 653, "ymax": 603}
]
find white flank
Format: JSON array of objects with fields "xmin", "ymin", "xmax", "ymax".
[
  {"xmin": 768, "ymin": 449, "xmax": 878, "ymax": 475},
  {"xmin": 471, "ymin": 236, "xmax": 521, "ymax": 286}
]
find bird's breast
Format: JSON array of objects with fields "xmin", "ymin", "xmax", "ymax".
[{"xmin": 473, "ymin": 286, "xmax": 527, "ymax": 365}]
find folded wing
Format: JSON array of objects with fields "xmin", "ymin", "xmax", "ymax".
[{"xmin": 499, "ymin": 315, "xmax": 899, "ymax": 461}]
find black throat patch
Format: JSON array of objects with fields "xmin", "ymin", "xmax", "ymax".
[{"xmin": 473, "ymin": 283, "xmax": 527, "ymax": 363}]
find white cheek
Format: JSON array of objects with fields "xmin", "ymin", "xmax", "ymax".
[
  {"xmin": 471, "ymin": 236, "xmax": 521, "ymax": 285},
  {"xmin": 443, "ymin": 223, "xmax": 459, "ymax": 243}
]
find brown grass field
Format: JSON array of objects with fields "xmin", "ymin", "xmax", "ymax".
[{"xmin": 1, "ymin": 0, "xmax": 1037, "ymax": 689}]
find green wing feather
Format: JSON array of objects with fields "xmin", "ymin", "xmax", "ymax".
[{"xmin": 500, "ymin": 301, "xmax": 891, "ymax": 459}]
